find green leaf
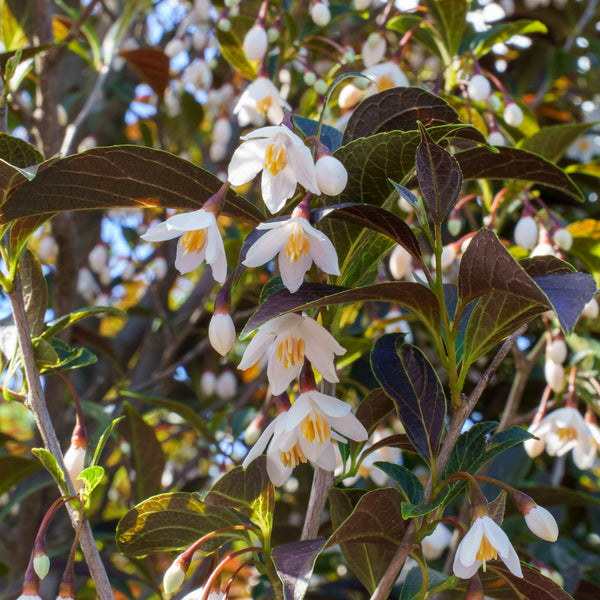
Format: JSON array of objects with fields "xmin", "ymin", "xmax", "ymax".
[
  {"xmin": 31, "ymin": 448, "xmax": 69, "ymax": 494},
  {"xmin": 342, "ymin": 87, "xmax": 473, "ymax": 144},
  {"xmin": 371, "ymin": 334, "xmax": 446, "ymax": 464},
  {"xmin": 455, "ymin": 145, "xmax": 583, "ymax": 202},
  {"xmin": 204, "ymin": 456, "xmax": 273, "ymax": 537},
  {"xmin": 78, "ymin": 465, "xmax": 105, "ymax": 495},
  {"xmin": 466, "ymin": 19, "xmax": 548, "ymax": 58},
  {"xmin": 423, "ymin": 0, "xmax": 468, "ymax": 61},
  {"xmin": 387, "ymin": 15, "xmax": 442, "ymax": 58},
  {"xmin": 401, "ymin": 488, "xmax": 453, "ymax": 519},
  {"xmin": 0, "ymin": 146, "xmax": 264, "ymax": 225},
  {"xmin": 89, "ymin": 416, "xmax": 124, "ymax": 468},
  {"xmin": 37, "ymin": 337, "xmax": 98, "ymax": 372},
  {"xmin": 19, "ymin": 250, "xmax": 47, "ymax": 337},
  {"xmin": 116, "ymin": 492, "xmax": 246, "ymax": 557},
  {"xmin": 272, "ymin": 539, "xmax": 327, "ymax": 600},
  {"xmin": 443, "ymin": 422, "xmax": 497, "ymax": 478},
  {"xmin": 119, "ymin": 402, "xmax": 165, "ymax": 503},
  {"xmin": 398, "ymin": 568, "xmax": 424, "ymax": 600},
  {"xmin": 41, "ymin": 306, "xmax": 125, "ymax": 340},
  {"xmin": 0, "ymin": 133, "xmax": 44, "ymax": 168},
  {"xmin": 0, "ymin": 455, "xmax": 42, "ymax": 495},
  {"xmin": 416, "ymin": 123, "xmax": 463, "ymax": 225},
  {"xmin": 567, "ymin": 219, "xmax": 600, "ymax": 286},
  {"xmin": 241, "ymin": 282, "xmax": 442, "ymax": 341},
  {"xmin": 517, "ymin": 122, "xmax": 596, "ymax": 163},
  {"xmin": 32, "ymin": 338, "xmax": 59, "ymax": 367},
  {"xmin": 10, "ymin": 215, "xmax": 51, "ymax": 269},
  {"xmin": 373, "ymin": 462, "xmax": 424, "ymax": 505},
  {"xmin": 328, "ymin": 487, "xmax": 407, "ymax": 594},
  {"xmin": 215, "ymin": 15, "xmax": 257, "ymax": 80}
]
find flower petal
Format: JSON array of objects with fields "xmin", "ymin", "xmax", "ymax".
[
  {"xmin": 243, "ymin": 227, "xmax": 289, "ymax": 267},
  {"xmin": 166, "ymin": 209, "xmax": 215, "ymax": 232},
  {"xmin": 238, "ymin": 331, "xmax": 274, "ymax": 371},
  {"xmin": 267, "ymin": 349, "xmax": 301, "ymax": 394},
  {"xmin": 242, "ymin": 418, "xmax": 279, "ymax": 468},
  {"xmin": 174, "ymin": 239, "xmax": 205, "ymax": 274},
  {"xmin": 228, "ymin": 138, "xmax": 270, "ymax": 186},
  {"xmin": 141, "ymin": 221, "xmax": 181, "ymax": 242},
  {"xmin": 278, "ymin": 250, "xmax": 312, "ymax": 293},
  {"xmin": 262, "ymin": 168, "xmax": 298, "ymax": 214}
]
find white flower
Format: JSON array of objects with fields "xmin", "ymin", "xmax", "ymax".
[
  {"xmin": 243, "ymin": 390, "xmax": 367, "ymax": 485},
  {"xmin": 233, "ymin": 77, "xmax": 291, "ymax": 127},
  {"xmin": 63, "ymin": 444, "xmax": 86, "ymax": 492},
  {"xmin": 504, "ymin": 102, "xmax": 524, "ymax": 127},
  {"xmin": 201, "ymin": 370, "xmax": 217, "ymax": 396},
  {"xmin": 582, "ymin": 297, "xmax": 599, "ymax": 319},
  {"xmin": 362, "ymin": 32, "xmax": 386, "ymax": 68},
  {"xmin": 530, "ymin": 242, "xmax": 556, "ymax": 258},
  {"xmin": 182, "ymin": 59, "xmax": 213, "ymax": 90},
  {"xmin": 514, "ymin": 215, "xmax": 538, "ymax": 250},
  {"xmin": 523, "ymin": 504, "xmax": 559, "ymax": 542},
  {"xmin": 487, "ymin": 130, "xmax": 505, "ymax": 146},
  {"xmin": 389, "ymin": 244, "xmax": 413, "ymax": 280},
  {"xmin": 141, "ymin": 209, "xmax": 226, "ymax": 282},
  {"xmin": 546, "ymin": 338, "xmax": 568, "ymax": 364},
  {"xmin": 165, "ymin": 37, "xmax": 187, "ymax": 58},
  {"xmin": 243, "ymin": 25, "xmax": 268, "ymax": 62},
  {"xmin": 243, "ymin": 216, "xmax": 340, "ymax": 292},
  {"xmin": 216, "ymin": 370, "xmax": 238, "ymax": 400},
  {"xmin": 544, "ymin": 359, "xmax": 565, "ymax": 393},
  {"xmin": 310, "ymin": 0, "xmax": 331, "ymax": 26},
  {"xmin": 37, "ymin": 235, "xmax": 58, "ymax": 263},
  {"xmin": 453, "ymin": 514, "xmax": 522, "ymax": 579},
  {"xmin": 524, "ymin": 423, "xmax": 545, "ymax": 458},
  {"xmin": 440, "ymin": 244, "xmax": 457, "ymax": 269},
  {"xmin": 535, "ymin": 406, "xmax": 595, "ymax": 469},
  {"xmin": 228, "ymin": 125, "xmax": 320, "ymax": 214},
  {"xmin": 315, "ymin": 155, "xmax": 348, "ymax": 196},
  {"xmin": 209, "ymin": 312, "xmax": 236, "ymax": 356},
  {"xmin": 553, "ymin": 227, "xmax": 573, "ymax": 251},
  {"xmin": 467, "ymin": 74, "xmax": 491, "ymax": 103},
  {"xmin": 423, "ymin": 523, "xmax": 453, "ymax": 560},
  {"xmin": 238, "ymin": 313, "xmax": 346, "ymax": 394}
]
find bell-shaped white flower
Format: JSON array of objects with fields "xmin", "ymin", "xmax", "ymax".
[
  {"xmin": 243, "ymin": 25, "xmax": 268, "ymax": 62},
  {"xmin": 209, "ymin": 311, "xmax": 236, "ymax": 356},
  {"xmin": 63, "ymin": 444, "xmax": 86, "ymax": 492},
  {"xmin": 243, "ymin": 216, "xmax": 340, "ymax": 292},
  {"xmin": 141, "ymin": 209, "xmax": 226, "ymax": 282},
  {"xmin": 233, "ymin": 76, "xmax": 291, "ymax": 127},
  {"xmin": 238, "ymin": 313, "xmax": 346, "ymax": 394},
  {"xmin": 553, "ymin": 227, "xmax": 573, "ymax": 252},
  {"xmin": 467, "ymin": 74, "xmax": 491, "ymax": 103},
  {"xmin": 315, "ymin": 155, "xmax": 348, "ymax": 196},
  {"xmin": 535, "ymin": 406, "xmax": 595, "ymax": 469},
  {"xmin": 422, "ymin": 523, "xmax": 453, "ymax": 560},
  {"xmin": 453, "ymin": 514, "xmax": 522, "ymax": 579},
  {"xmin": 504, "ymin": 102, "xmax": 524, "ymax": 127},
  {"xmin": 362, "ymin": 32, "xmax": 386, "ymax": 68},
  {"xmin": 310, "ymin": 0, "xmax": 331, "ymax": 26},
  {"xmin": 514, "ymin": 215, "xmax": 538, "ymax": 250},
  {"xmin": 228, "ymin": 125, "xmax": 320, "ymax": 214},
  {"xmin": 243, "ymin": 389, "xmax": 366, "ymax": 485}
]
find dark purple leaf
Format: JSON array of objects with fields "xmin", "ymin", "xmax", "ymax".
[
  {"xmin": 272, "ymin": 539, "xmax": 327, "ymax": 600},
  {"xmin": 328, "ymin": 487, "xmax": 407, "ymax": 594},
  {"xmin": 120, "ymin": 48, "xmax": 170, "ymax": 98},
  {"xmin": 354, "ymin": 388, "xmax": 396, "ymax": 438},
  {"xmin": 416, "ymin": 123, "xmax": 463, "ymax": 224},
  {"xmin": 312, "ymin": 202, "xmax": 425, "ymax": 269},
  {"xmin": 241, "ymin": 282, "xmax": 441, "ymax": 339},
  {"xmin": 520, "ymin": 255, "xmax": 575, "ymax": 278},
  {"xmin": 456, "ymin": 145, "xmax": 583, "ymax": 202},
  {"xmin": 342, "ymin": 87, "xmax": 469, "ymax": 144},
  {"xmin": 371, "ymin": 334, "xmax": 446, "ymax": 463},
  {"xmin": 0, "ymin": 146, "xmax": 264, "ymax": 225},
  {"xmin": 488, "ymin": 491, "xmax": 507, "ymax": 526}
]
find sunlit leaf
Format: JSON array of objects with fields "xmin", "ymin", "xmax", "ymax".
[
  {"xmin": 517, "ymin": 122, "xmax": 596, "ymax": 163},
  {"xmin": 466, "ymin": 19, "xmax": 548, "ymax": 58},
  {"xmin": 215, "ymin": 15, "xmax": 256, "ymax": 80},
  {"xmin": 31, "ymin": 448, "xmax": 68, "ymax": 494},
  {"xmin": 423, "ymin": 0, "xmax": 468, "ymax": 61}
]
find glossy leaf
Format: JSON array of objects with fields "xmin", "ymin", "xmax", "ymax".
[
  {"xmin": 0, "ymin": 455, "xmax": 42, "ymax": 495},
  {"xmin": 38, "ymin": 338, "xmax": 98, "ymax": 373},
  {"xmin": 371, "ymin": 334, "xmax": 446, "ymax": 463},
  {"xmin": 342, "ymin": 87, "xmax": 466, "ymax": 143},
  {"xmin": 78, "ymin": 465, "xmax": 105, "ymax": 495},
  {"xmin": 517, "ymin": 122, "xmax": 595, "ymax": 163},
  {"xmin": 401, "ymin": 487, "xmax": 454, "ymax": 519},
  {"xmin": 119, "ymin": 402, "xmax": 165, "ymax": 503},
  {"xmin": 328, "ymin": 487, "xmax": 407, "ymax": 594},
  {"xmin": 443, "ymin": 422, "xmax": 497, "ymax": 478},
  {"xmin": 354, "ymin": 388, "xmax": 396, "ymax": 438},
  {"xmin": 0, "ymin": 133, "xmax": 44, "ymax": 169},
  {"xmin": 373, "ymin": 462, "xmax": 424, "ymax": 505},
  {"xmin": 241, "ymin": 282, "xmax": 441, "ymax": 340},
  {"xmin": 272, "ymin": 539, "xmax": 327, "ymax": 600},
  {"xmin": 416, "ymin": 123, "xmax": 463, "ymax": 225},
  {"xmin": 120, "ymin": 48, "xmax": 169, "ymax": 98},
  {"xmin": 423, "ymin": 0, "xmax": 468, "ymax": 60},
  {"xmin": 0, "ymin": 146, "xmax": 264, "ymax": 225},
  {"xmin": 89, "ymin": 415, "xmax": 125, "ymax": 468},
  {"xmin": 31, "ymin": 448, "xmax": 69, "ymax": 494},
  {"xmin": 116, "ymin": 492, "xmax": 246, "ymax": 557},
  {"xmin": 519, "ymin": 255, "xmax": 575, "ymax": 278},
  {"xmin": 456, "ymin": 146, "xmax": 583, "ymax": 201},
  {"xmin": 466, "ymin": 19, "xmax": 548, "ymax": 58},
  {"xmin": 293, "ymin": 115, "xmax": 343, "ymax": 152}
]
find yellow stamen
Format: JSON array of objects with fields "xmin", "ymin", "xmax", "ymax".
[
  {"xmin": 556, "ymin": 426, "xmax": 577, "ymax": 442},
  {"xmin": 277, "ymin": 335, "xmax": 304, "ymax": 370},
  {"xmin": 181, "ymin": 229, "xmax": 207, "ymax": 256},
  {"xmin": 280, "ymin": 444, "xmax": 307, "ymax": 468},
  {"xmin": 377, "ymin": 74, "xmax": 395, "ymax": 91},
  {"xmin": 264, "ymin": 142, "xmax": 288, "ymax": 176},
  {"xmin": 300, "ymin": 410, "xmax": 331, "ymax": 444},
  {"xmin": 257, "ymin": 95, "xmax": 273, "ymax": 115},
  {"xmin": 475, "ymin": 535, "xmax": 498, "ymax": 571},
  {"xmin": 285, "ymin": 224, "xmax": 310, "ymax": 262}
]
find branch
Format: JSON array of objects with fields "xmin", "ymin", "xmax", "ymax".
[{"xmin": 7, "ymin": 279, "xmax": 114, "ymax": 600}]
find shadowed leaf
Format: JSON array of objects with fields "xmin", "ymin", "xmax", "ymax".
[
  {"xmin": 355, "ymin": 388, "xmax": 396, "ymax": 438},
  {"xmin": 0, "ymin": 146, "xmax": 264, "ymax": 225},
  {"xmin": 116, "ymin": 493, "xmax": 246, "ymax": 557},
  {"xmin": 374, "ymin": 462, "xmax": 424, "ymax": 505},
  {"xmin": 517, "ymin": 122, "xmax": 595, "ymax": 163},
  {"xmin": 371, "ymin": 334, "xmax": 446, "ymax": 463},
  {"xmin": 456, "ymin": 146, "xmax": 583, "ymax": 201},
  {"xmin": 120, "ymin": 48, "xmax": 170, "ymax": 98},
  {"xmin": 215, "ymin": 15, "xmax": 256, "ymax": 80},
  {"xmin": 0, "ymin": 456, "xmax": 42, "ymax": 495},
  {"xmin": 567, "ymin": 219, "xmax": 600, "ymax": 285},
  {"xmin": 416, "ymin": 123, "xmax": 463, "ymax": 224},
  {"xmin": 0, "ymin": 133, "xmax": 44, "ymax": 169},
  {"xmin": 272, "ymin": 539, "xmax": 327, "ymax": 600},
  {"xmin": 293, "ymin": 116, "xmax": 343, "ymax": 152},
  {"xmin": 31, "ymin": 448, "xmax": 68, "ymax": 494},
  {"xmin": 519, "ymin": 255, "xmax": 575, "ymax": 278},
  {"xmin": 488, "ymin": 491, "xmax": 507, "ymax": 526}
]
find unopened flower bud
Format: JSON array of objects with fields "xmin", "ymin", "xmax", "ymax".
[
  {"xmin": 209, "ymin": 311, "xmax": 236, "ymax": 356},
  {"xmin": 512, "ymin": 491, "xmax": 559, "ymax": 541},
  {"xmin": 530, "ymin": 242, "xmax": 556, "ymax": 258},
  {"xmin": 547, "ymin": 338, "xmax": 567, "ymax": 364},
  {"xmin": 218, "ymin": 18, "xmax": 231, "ymax": 32},
  {"xmin": 338, "ymin": 83, "xmax": 363, "ymax": 109},
  {"xmin": 467, "ymin": 74, "xmax": 491, "ymax": 102},
  {"xmin": 201, "ymin": 370, "xmax": 217, "ymax": 396},
  {"xmin": 504, "ymin": 102, "xmax": 524, "ymax": 127},
  {"xmin": 582, "ymin": 297, "xmax": 599, "ymax": 319},
  {"xmin": 362, "ymin": 31, "xmax": 386, "ymax": 67},
  {"xmin": 440, "ymin": 244, "xmax": 457, "ymax": 269},
  {"xmin": 88, "ymin": 244, "xmax": 108, "ymax": 273},
  {"xmin": 33, "ymin": 550, "xmax": 50, "ymax": 580},
  {"xmin": 315, "ymin": 155, "xmax": 348, "ymax": 196},
  {"xmin": 163, "ymin": 557, "xmax": 187, "ymax": 594},
  {"xmin": 553, "ymin": 227, "xmax": 572, "ymax": 251},
  {"xmin": 514, "ymin": 215, "xmax": 538, "ymax": 250},
  {"xmin": 389, "ymin": 244, "xmax": 413, "ymax": 280},
  {"xmin": 465, "ymin": 573, "xmax": 484, "ymax": 600},
  {"xmin": 544, "ymin": 359, "xmax": 565, "ymax": 393},
  {"xmin": 267, "ymin": 27, "xmax": 280, "ymax": 43},
  {"xmin": 310, "ymin": 0, "xmax": 331, "ymax": 27},
  {"xmin": 448, "ymin": 213, "xmax": 462, "ymax": 236},
  {"xmin": 487, "ymin": 130, "xmax": 505, "ymax": 146},
  {"xmin": 304, "ymin": 71, "xmax": 317, "ymax": 86},
  {"xmin": 216, "ymin": 370, "xmax": 237, "ymax": 400},
  {"xmin": 524, "ymin": 432, "xmax": 545, "ymax": 458},
  {"xmin": 314, "ymin": 78, "xmax": 328, "ymax": 95},
  {"xmin": 243, "ymin": 25, "xmax": 268, "ymax": 61},
  {"xmin": 485, "ymin": 94, "xmax": 501, "ymax": 112}
]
